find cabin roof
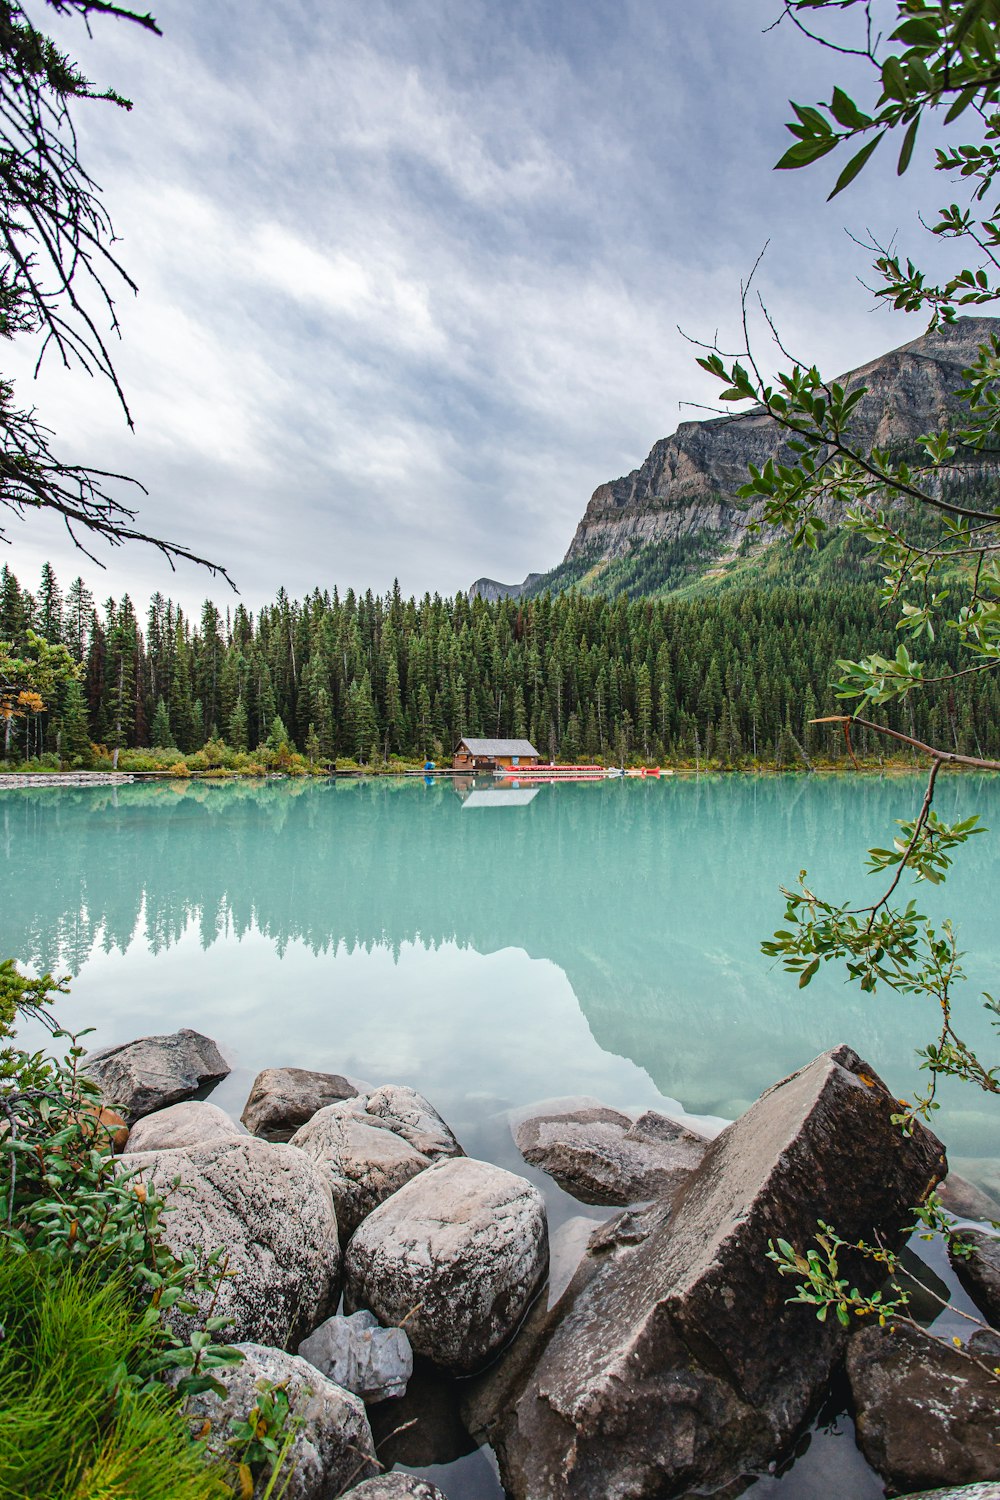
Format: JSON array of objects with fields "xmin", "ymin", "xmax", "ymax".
[{"xmin": 455, "ymin": 738, "xmax": 540, "ymax": 757}]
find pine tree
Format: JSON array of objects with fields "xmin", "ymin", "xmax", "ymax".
[
  {"xmin": 150, "ymin": 696, "xmax": 174, "ymax": 748},
  {"xmin": 59, "ymin": 676, "xmax": 93, "ymax": 767}
]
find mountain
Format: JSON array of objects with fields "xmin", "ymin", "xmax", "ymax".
[{"xmin": 471, "ymin": 316, "xmax": 1000, "ymax": 600}]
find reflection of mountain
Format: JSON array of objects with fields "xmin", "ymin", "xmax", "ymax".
[{"xmin": 3, "ymin": 776, "xmax": 998, "ymax": 1125}]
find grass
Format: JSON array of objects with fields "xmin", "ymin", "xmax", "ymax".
[{"xmin": 0, "ymin": 1252, "xmax": 230, "ymax": 1500}]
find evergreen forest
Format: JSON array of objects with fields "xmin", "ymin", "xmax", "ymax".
[{"xmin": 2, "ymin": 561, "xmax": 998, "ymax": 770}]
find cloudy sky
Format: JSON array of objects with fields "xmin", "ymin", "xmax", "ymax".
[{"xmin": 5, "ymin": 0, "xmax": 955, "ymax": 615}]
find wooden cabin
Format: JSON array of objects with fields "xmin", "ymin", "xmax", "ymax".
[{"xmin": 452, "ymin": 737, "xmax": 541, "ymax": 771}]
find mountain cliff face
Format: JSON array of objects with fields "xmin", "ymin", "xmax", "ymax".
[
  {"xmin": 469, "ymin": 317, "xmax": 1000, "ymax": 600},
  {"xmin": 565, "ymin": 316, "xmax": 1000, "ymax": 565}
]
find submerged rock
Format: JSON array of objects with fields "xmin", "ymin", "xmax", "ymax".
[
  {"xmin": 847, "ymin": 1322, "xmax": 1000, "ymax": 1493},
  {"xmin": 513, "ymin": 1100, "xmax": 708, "ymax": 1206},
  {"xmin": 343, "ymin": 1477, "xmax": 449, "ymax": 1498},
  {"xmin": 241, "ymin": 1066, "xmax": 366, "ymax": 1141},
  {"xmin": 938, "ymin": 1172, "xmax": 1000, "ymax": 1223},
  {"xmin": 127, "ymin": 1136, "xmax": 341, "ymax": 1348},
  {"xmin": 84, "ymin": 1027, "xmax": 229, "ymax": 1124},
  {"xmin": 180, "ymin": 1342, "xmax": 377, "ymax": 1499},
  {"xmin": 344, "ymin": 1156, "xmax": 548, "ymax": 1376},
  {"xmin": 949, "ymin": 1228, "xmax": 1000, "ymax": 1328},
  {"xmin": 298, "ymin": 1309, "xmax": 413, "ymax": 1403},
  {"xmin": 289, "ymin": 1087, "xmax": 462, "ymax": 1242},
  {"xmin": 122, "ymin": 1100, "xmax": 241, "ymax": 1153},
  {"xmin": 487, "ymin": 1044, "xmax": 946, "ymax": 1500}
]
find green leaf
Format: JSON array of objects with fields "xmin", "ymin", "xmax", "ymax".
[
  {"xmin": 799, "ymin": 957, "xmax": 820, "ymax": 988},
  {"xmin": 897, "ymin": 116, "xmax": 919, "ymax": 175},
  {"xmin": 776, "ymin": 136, "xmax": 839, "ymax": 171},
  {"xmin": 828, "ymin": 134, "xmax": 884, "ymax": 199}
]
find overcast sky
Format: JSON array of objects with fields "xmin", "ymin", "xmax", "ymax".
[{"xmin": 4, "ymin": 0, "xmax": 958, "ymax": 616}]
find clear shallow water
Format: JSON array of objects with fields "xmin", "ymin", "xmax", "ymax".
[{"xmin": 2, "ymin": 772, "xmax": 998, "ymax": 1498}]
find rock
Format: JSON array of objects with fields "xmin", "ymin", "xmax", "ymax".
[
  {"xmin": 949, "ymin": 1228, "xmax": 1000, "ymax": 1327},
  {"xmin": 513, "ymin": 1101, "xmax": 707, "ymax": 1206},
  {"xmin": 180, "ymin": 1342, "xmax": 378, "ymax": 1498},
  {"xmin": 847, "ymin": 1322, "xmax": 1000, "ymax": 1493},
  {"xmin": 91, "ymin": 1105, "xmax": 129, "ymax": 1152},
  {"xmin": 344, "ymin": 1477, "xmax": 449, "ymax": 1498},
  {"xmin": 299, "ymin": 1309, "xmax": 413, "ymax": 1403},
  {"xmin": 362, "ymin": 1085, "xmax": 463, "ymax": 1161},
  {"xmin": 489, "ymin": 1044, "xmax": 945, "ymax": 1500},
  {"xmin": 369, "ymin": 1360, "xmax": 476, "ymax": 1470},
  {"xmin": 122, "ymin": 1100, "xmax": 242, "ymax": 1153},
  {"xmin": 83, "ymin": 1028, "xmax": 229, "ymax": 1124},
  {"xmin": 344, "ymin": 1157, "xmax": 548, "ymax": 1376},
  {"xmin": 290, "ymin": 1102, "xmax": 432, "ymax": 1244},
  {"xmin": 241, "ymin": 1067, "xmax": 366, "ymax": 1141},
  {"xmin": 939, "ymin": 1172, "xmax": 1000, "ymax": 1222},
  {"xmin": 126, "ymin": 1136, "xmax": 341, "ymax": 1348},
  {"xmin": 906, "ymin": 1486, "xmax": 1000, "ymax": 1500}
]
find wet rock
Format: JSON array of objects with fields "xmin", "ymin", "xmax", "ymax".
[
  {"xmin": 241, "ymin": 1067, "xmax": 366, "ymax": 1142},
  {"xmin": 298, "ymin": 1309, "xmax": 413, "ymax": 1403},
  {"xmin": 290, "ymin": 1102, "xmax": 432, "ymax": 1244},
  {"xmin": 847, "ymin": 1322, "xmax": 1000, "ymax": 1493},
  {"xmin": 938, "ymin": 1172, "xmax": 1000, "ymax": 1223},
  {"xmin": 127, "ymin": 1136, "xmax": 340, "ymax": 1348},
  {"xmin": 83, "ymin": 1028, "xmax": 229, "ymax": 1124},
  {"xmin": 906, "ymin": 1485, "xmax": 1000, "ymax": 1500},
  {"xmin": 344, "ymin": 1157, "xmax": 548, "ymax": 1376},
  {"xmin": 949, "ymin": 1228, "xmax": 1000, "ymax": 1327},
  {"xmin": 490, "ymin": 1045, "xmax": 945, "ymax": 1500},
  {"xmin": 180, "ymin": 1342, "xmax": 377, "ymax": 1498},
  {"xmin": 513, "ymin": 1100, "xmax": 708, "ymax": 1206},
  {"xmin": 122, "ymin": 1100, "xmax": 242, "ymax": 1153},
  {"xmin": 343, "ymin": 1477, "xmax": 449, "ymax": 1498}
]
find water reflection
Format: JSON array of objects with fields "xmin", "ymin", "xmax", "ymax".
[{"xmin": 1, "ymin": 775, "xmax": 998, "ymax": 1155}]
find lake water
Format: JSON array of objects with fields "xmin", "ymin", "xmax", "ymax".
[{"xmin": 3, "ymin": 772, "xmax": 998, "ymax": 1497}]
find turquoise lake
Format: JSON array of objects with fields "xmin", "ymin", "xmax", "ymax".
[{"xmin": 3, "ymin": 772, "xmax": 998, "ymax": 1498}]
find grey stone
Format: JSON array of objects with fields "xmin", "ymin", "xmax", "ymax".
[
  {"xmin": 179, "ymin": 1342, "xmax": 378, "ymax": 1499},
  {"xmin": 362, "ymin": 1084, "xmax": 463, "ymax": 1161},
  {"xmin": 344, "ymin": 1477, "xmax": 449, "ymax": 1498},
  {"xmin": 939, "ymin": 1172, "xmax": 1000, "ymax": 1222},
  {"xmin": 290, "ymin": 1101, "xmax": 432, "ymax": 1244},
  {"xmin": 488, "ymin": 1044, "xmax": 946, "ymax": 1500},
  {"xmin": 344, "ymin": 1156, "xmax": 548, "ymax": 1376},
  {"xmin": 950, "ymin": 1227, "xmax": 1000, "ymax": 1328},
  {"xmin": 513, "ymin": 1101, "xmax": 708, "ymax": 1206},
  {"xmin": 83, "ymin": 1027, "xmax": 229, "ymax": 1124},
  {"xmin": 298, "ymin": 1309, "xmax": 413, "ymax": 1403},
  {"xmin": 127, "ymin": 1136, "xmax": 341, "ymax": 1348},
  {"xmin": 122, "ymin": 1100, "xmax": 242, "ymax": 1153},
  {"xmin": 847, "ymin": 1322, "xmax": 1000, "ymax": 1493},
  {"xmin": 241, "ymin": 1067, "xmax": 366, "ymax": 1142},
  {"xmin": 906, "ymin": 1487, "xmax": 1000, "ymax": 1500}
]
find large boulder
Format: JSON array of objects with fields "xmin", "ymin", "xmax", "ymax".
[
  {"xmin": 299, "ymin": 1309, "xmax": 413, "ymax": 1403},
  {"xmin": 513, "ymin": 1100, "xmax": 708, "ymax": 1206},
  {"xmin": 127, "ymin": 1136, "xmax": 341, "ymax": 1348},
  {"xmin": 83, "ymin": 1028, "xmax": 229, "ymax": 1124},
  {"xmin": 122, "ymin": 1100, "xmax": 242, "ymax": 1153},
  {"xmin": 344, "ymin": 1157, "xmax": 548, "ymax": 1376},
  {"xmin": 242, "ymin": 1067, "xmax": 366, "ymax": 1141},
  {"xmin": 289, "ymin": 1089, "xmax": 461, "ymax": 1243},
  {"xmin": 949, "ymin": 1228, "xmax": 1000, "ymax": 1327},
  {"xmin": 938, "ymin": 1173, "xmax": 1000, "ymax": 1223},
  {"xmin": 486, "ymin": 1045, "xmax": 945, "ymax": 1500},
  {"xmin": 180, "ymin": 1342, "xmax": 378, "ymax": 1498},
  {"xmin": 847, "ymin": 1323, "xmax": 1000, "ymax": 1493}
]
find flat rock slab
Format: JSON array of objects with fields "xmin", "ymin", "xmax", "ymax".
[
  {"xmin": 950, "ymin": 1228, "xmax": 1000, "ymax": 1327},
  {"xmin": 491, "ymin": 1044, "xmax": 946, "ymax": 1500},
  {"xmin": 847, "ymin": 1323, "xmax": 1000, "ymax": 1493},
  {"xmin": 344, "ymin": 1477, "xmax": 449, "ymax": 1498},
  {"xmin": 127, "ymin": 1136, "xmax": 341, "ymax": 1348},
  {"xmin": 242, "ymin": 1066, "xmax": 366, "ymax": 1141},
  {"xmin": 122, "ymin": 1100, "xmax": 242, "ymax": 1153},
  {"xmin": 344, "ymin": 1156, "xmax": 548, "ymax": 1376},
  {"xmin": 290, "ymin": 1087, "xmax": 462, "ymax": 1243},
  {"xmin": 938, "ymin": 1173, "xmax": 1000, "ymax": 1222},
  {"xmin": 84, "ymin": 1028, "xmax": 229, "ymax": 1124},
  {"xmin": 299, "ymin": 1309, "xmax": 413, "ymax": 1403},
  {"xmin": 513, "ymin": 1102, "xmax": 708, "ymax": 1206},
  {"xmin": 180, "ymin": 1342, "xmax": 377, "ymax": 1499}
]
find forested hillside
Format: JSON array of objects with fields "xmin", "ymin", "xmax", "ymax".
[{"xmin": 2, "ymin": 563, "xmax": 997, "ymax": 768}]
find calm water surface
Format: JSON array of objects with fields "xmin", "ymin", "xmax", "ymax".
[{"xmin": 2, "ymin": 773, "xmax": 998, "ymax": 1498}]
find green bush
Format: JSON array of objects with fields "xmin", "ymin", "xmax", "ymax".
[{"xmin": 0, "ymin": 1252, "xmax": 230, "ymax": 1500}]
